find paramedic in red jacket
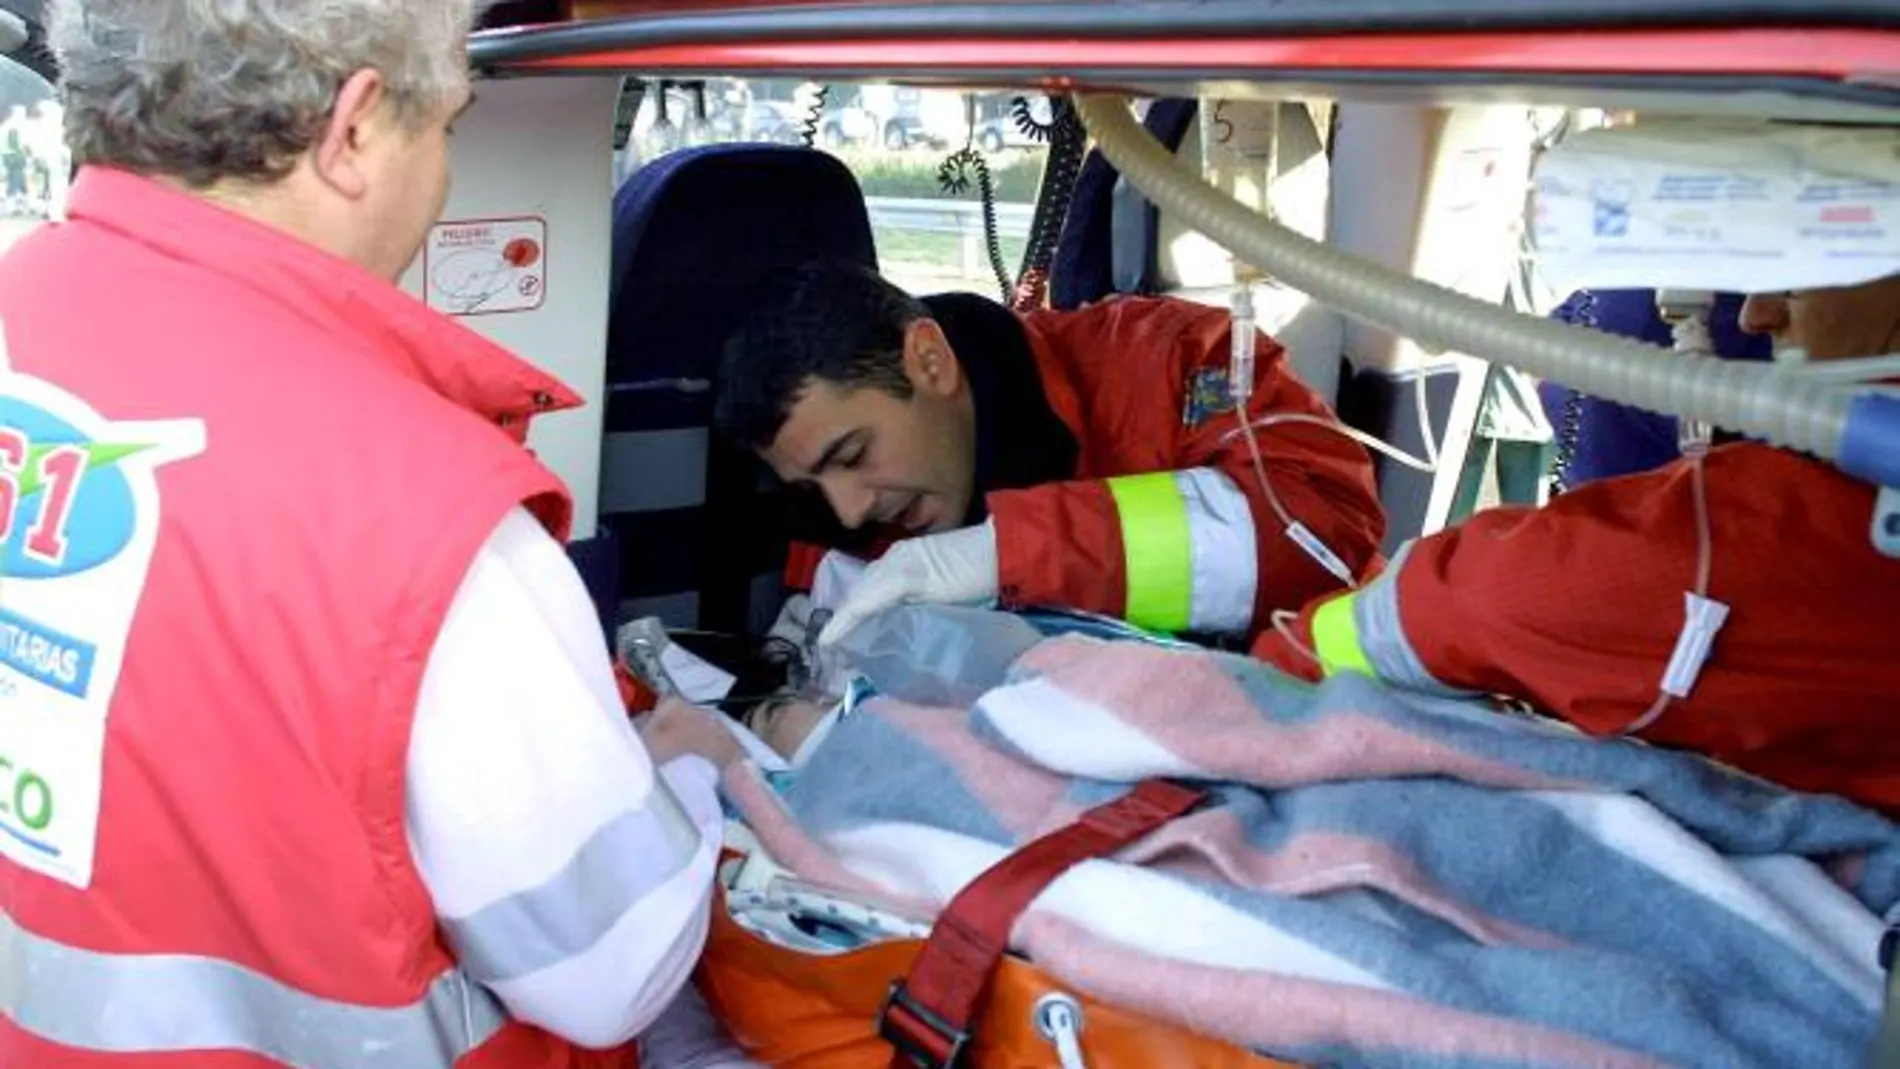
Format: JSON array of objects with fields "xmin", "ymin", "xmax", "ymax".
[
  {"xmin": 1256, "ymin": 275, "xmax": 1900, "ymax": 816},
  {"xmin": 0, "ymin": 3, "xmax": 722, "ymax": 1066},
  {"xmin": 716, "ymin": 260, "xmax": 1385, "ymax": 645}
]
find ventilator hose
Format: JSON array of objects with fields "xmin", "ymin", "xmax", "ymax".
[
  {"xmin": 938, "ymin": 146, "xmax": 1013, "ymax": 300},
  {"xmin": 800, "ymin": 84, "xmax": 829, "ymax": 149},
  {"xmin": 1012, "ymin": 97, "xmax": 1086, "ymax": 312},
  {"xmin": 1073, "ymin": 94, "xmax": 1855, "ymax": 464}
]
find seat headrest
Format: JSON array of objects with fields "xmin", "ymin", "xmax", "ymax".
[{"xmin": 607, "ymin": 143, "xmax": 878, "ymax": 387}]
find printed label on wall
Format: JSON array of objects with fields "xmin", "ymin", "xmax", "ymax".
[{"xmin": 424, "ymin": 216, "xmax": 548, "ymax": 316}]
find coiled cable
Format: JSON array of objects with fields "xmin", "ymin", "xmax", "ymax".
[
  {"xmin": 1012, "ymin": 96, "xmax": 1086, "ymax": 312},
  {"xmin": 1547, "ymin": 290, "xmax": 1599, "ymax": 496},
  {"xmin": 938, "ymin": 145, "xmax": 1013, "ymax": 300},
  {"xmin": 1010, "ymin": 94, "xmax": 1055, "ymax": 143},
  {"xmin": 800, "ymin": 83, "xmax": 829, "ymax": 149}
]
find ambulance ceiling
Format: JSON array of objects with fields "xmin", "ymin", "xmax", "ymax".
[{"xmin": 472, "ymin": 0, "xmax": 1900, "ymax": 123}]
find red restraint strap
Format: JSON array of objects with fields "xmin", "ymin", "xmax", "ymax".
[{"xmin": 879, "ymin": 778, "xmax": 1205, "ymax": 1068}]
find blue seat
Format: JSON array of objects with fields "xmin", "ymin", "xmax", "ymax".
[
  {"xmin": 1540, "ymin": 289, "xmax": 1770, "ymax": 488},
  {"xmin": 1052, "ymin": 98, "xmax": 1197, "ymax": 311},
  {"xmin": 598, "ymin": 144, "xmax": 878, "ymax": 636}
]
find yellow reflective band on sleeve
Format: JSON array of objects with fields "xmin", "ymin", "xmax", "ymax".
[
  {"xmin": 1106, "ymin": 472, "xmax": 1194, "ymax": 633},
  {"xmin": 1311, "ymin": 594, "xmax": 1376, "ymax": 678}
]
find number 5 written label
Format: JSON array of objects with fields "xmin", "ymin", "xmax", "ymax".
[{"xmin": 0, "ymin": 321, "xmax": 203, "ymax": 888}]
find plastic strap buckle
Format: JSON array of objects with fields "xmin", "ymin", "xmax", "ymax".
[{"xmin": 879, "ymin": 979, "xmax": 973, "ymax": 1069}]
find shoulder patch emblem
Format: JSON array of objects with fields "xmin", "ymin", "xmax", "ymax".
[{"xmin": 1181, "ymin": 366, "xmax": 1236, "ymax": 428}]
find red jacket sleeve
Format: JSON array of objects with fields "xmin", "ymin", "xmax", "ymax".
[
  {"xmin": 1251, "ymin": 444, "xmax": 1900, "ymax": 812},
  {"xmin": 1255, "ymin": 462, "xmax": 1711, "ymax": 727},
  {"xmin": 991, "ymin": 298, "xmax": 1385, "ymax": 637}
]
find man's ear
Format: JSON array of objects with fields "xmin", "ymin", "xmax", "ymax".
[
  {"xmin": 903, "ymin": 319, "xmax": 963, "ymax": 398},
  {"xmin": 310, "ymin": 68, "xmax": 390, "ymax": 200}
]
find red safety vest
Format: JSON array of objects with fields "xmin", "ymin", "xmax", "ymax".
[{"xmin": 0, "ymin": 168, "xmax": 633, "ymax": 1068}]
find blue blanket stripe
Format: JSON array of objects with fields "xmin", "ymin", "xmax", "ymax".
[{"xmin": 761, "ymin": 614, "xmax": 1899, "ymax": 1069}]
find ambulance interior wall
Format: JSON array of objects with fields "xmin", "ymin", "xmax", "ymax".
[
  {"xmin": 1158, "ymin": 100, "xmax": 1347, "ymax": 412},
  {"xmin": 1330, "ymin": 104, "xmax": 1528, "ymax": 548},
  {"xmin": 399, "ymin": 74, "xmax": 622, "ymax": 538}
]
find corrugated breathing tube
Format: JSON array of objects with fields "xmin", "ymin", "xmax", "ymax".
[{"xmin": 1072, "ymin": 93, "xmax": 1900, "ymax": 491}]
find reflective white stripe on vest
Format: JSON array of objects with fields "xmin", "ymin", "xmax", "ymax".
[
  {"xmin": 1351, "ymin": 544, "xmax": 1467, "ymax": 697},
  {"xmin": 1177, "ymin": 468, "xmax": 1259, "ymax": 635},
  {"xmin": 443, "ymin": 776, "xmax": 702, "ymax": 983},
  {"xmin": 1106, "ymin": 468, "xmax": 1258, "ymax": 635},
  {"xmin": 1, "ymin": 908, "xmax": 508, "ymax": 1068}
]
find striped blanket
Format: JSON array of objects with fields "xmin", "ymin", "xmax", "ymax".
[{"xmin": 720, "ymin": 611, "xmax": 1899, "ymax": 1068}]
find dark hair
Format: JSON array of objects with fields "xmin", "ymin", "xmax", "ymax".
[{"xmin": 716, "ymin": 260, "xmax": 929, "ymax": 450}]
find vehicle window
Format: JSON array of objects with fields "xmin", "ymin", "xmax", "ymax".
[
  {"xmin": 617, "ymin": 78, "xmax": 1051, "ymax": 296},
  {"xmin": 0, "ymin": 54, "xmax": 62, "ymax": 256}
]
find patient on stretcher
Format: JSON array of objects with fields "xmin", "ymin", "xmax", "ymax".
[
  {"xmin": 639, "ymin": 688, "xmax": 846, "ymax": 773},
  {"xmin": 643, "ymin": 604, "xmax": 1900, "ymax": 1069},
  {"xmin": 639, "ymin": 599, "xmax": 1172, "ymax": 774}
]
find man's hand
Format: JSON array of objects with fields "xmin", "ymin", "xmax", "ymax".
[
  {"xmin": 638, "ymin": 698, "xmax": 744, "ymax": 769},
  {"xmin": 817, "ymin": 521, "xmax": 999, "ymax": 648}
]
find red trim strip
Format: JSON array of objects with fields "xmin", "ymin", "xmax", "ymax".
[{"xmin": 495, "ymin": 28, "xmax": 1900, "ymax": 81}]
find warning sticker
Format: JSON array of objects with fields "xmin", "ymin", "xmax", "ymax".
[
  {"xmin": 1444, "ymin": 147, "xmax": 1503, "ymax": 214},
  {"xmin": 423, "ymin": 216, "xmax": 547, "ymax": 316}
]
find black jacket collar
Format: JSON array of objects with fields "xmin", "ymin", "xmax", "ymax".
[{"xmin": 922, "ymin": 292, "xmax": 1079, "ymax": 525}]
